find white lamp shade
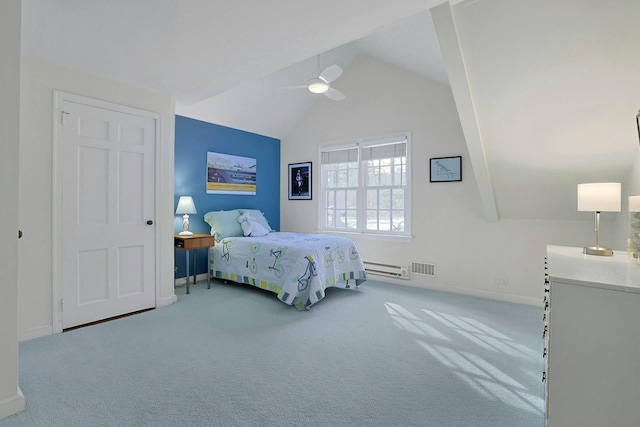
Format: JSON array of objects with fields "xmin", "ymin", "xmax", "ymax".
[
  {"xmin": 175, "ymin": 196, "xmax": 197, "ymax": 215},
  {"xmin": 577, "ymin": 183, "xmax": 621, "ymax": 212},
  {"xmin": 630, "ymin": 195, "xmax": 640, "ymax": 212}
]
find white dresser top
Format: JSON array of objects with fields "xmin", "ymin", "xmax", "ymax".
[{"xmin": 547, "ymin": 245, "xmax": 640, "ymax": 294}]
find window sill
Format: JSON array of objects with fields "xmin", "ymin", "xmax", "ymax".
[{"xmin": 317, "ymin": 229, "xmax": 412, "ymax": 243}]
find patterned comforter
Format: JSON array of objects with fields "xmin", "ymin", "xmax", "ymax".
[{"xmin": 208, "ymin": 232, "xmax": 366, "ymax": 310}]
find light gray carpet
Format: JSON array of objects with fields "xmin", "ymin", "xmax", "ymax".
[{"xmin": 2, "ymin": 279, "xmax": 544, "ymax": 427}]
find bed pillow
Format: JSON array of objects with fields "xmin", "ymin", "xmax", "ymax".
[
  {"xmin": 237, "ymin": 213, "xmax": 270, "ymax": 237},
  {"xmin": 203, "ymin": 209, "xmax": 243, "ymax": 241},
  {"xmin": 238, "ymin": 209, "xmax": 273, "ymax": 232}
]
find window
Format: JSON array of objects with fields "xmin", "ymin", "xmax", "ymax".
[{"xmin": 319, "ymin": 132, "xmax": 410, "ymax": 238}]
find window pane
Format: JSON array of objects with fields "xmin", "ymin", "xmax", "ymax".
[
  {"xmin": 366, "ymin": 189, "xmax": 378, "ymax": 208},
  {"xmin": 392, "ymin": 211, "xmax": 404, "ymax": 232},
  {"xmin": 325, "ymin": 190, "xmax": 335, "ymax": 228},
  {"xmin": 346, "ymin": 209, "xmax": 358, "ymax": 230},
  {"xmin": 337, "ymin": 169, "xmax": 348, "ymax": 187},
  {"xmin": 380, "ymin": 189, "xmax": 391, "ymax": 209},
  {"xmin": 346, "ymin": 190, "xmax": 357, "ymax": 209},
  {"xmin": 325, "ymin": 208, "xmax": 334, "ymax": 228},
  {"xmin": 336, "ymin": 190, "xmax": 345, "ymax": 209},
  {"xmin": 348, "ymin": 168, "xmax": 358, "ymax": 186},
  {"xmin": 366, "ymin": 164, "xmax": 378, "ymax": 186},
  {"xmin": 366, "ymin": 210, "xmax": 378, "ymax": 230},
  {"xmin": 392, "ymin": 189, "xmax": 404, "ymax": 209},
  {"xmin": 378, "ymin": 210, "xmax": 391, "ymax": 231},
  {"xmin": 380, "ymin": 164, "xmax": 392, "ymax": 185},
  {"xmin": 326, "ymin": 169, "xmax": 336, "ymax": 187},
  {"xmin": 335, "ymin": 209, "xmax": 346, "ymax": 228},
  {"xmin": 394, "ymin": 163, "xmax": 405, "ymax": 186}
]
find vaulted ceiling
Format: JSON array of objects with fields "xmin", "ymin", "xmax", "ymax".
[
  {"xmin": 21, "ymin": 0, "xmax": 448, "ymax": 140},
  {"xmin": 20, "ymin": 0, "xmax": 640, "ymax": 221}
]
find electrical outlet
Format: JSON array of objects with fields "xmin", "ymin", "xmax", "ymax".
[{"xmin": 495, "ymin": 277, "xmax": 508, "ymax": 286}]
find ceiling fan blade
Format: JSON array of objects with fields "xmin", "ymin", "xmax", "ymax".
[
  {"xmin": 319, "ymin": 64, "xmax": 343, "ymax": 83},
  {"xmin": 324, "ymin": 87, "xmax": 346, "ymax": 101},
  {"xmin": 275, "ymin": 85, "xmax": 308, "ymax": 91}
]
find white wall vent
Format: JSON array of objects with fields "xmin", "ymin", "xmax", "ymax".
[
  {"xmin": 411, "ymin": 262, "xmax": 436, "ymax": 277},
  {"xmin": 363, "ymin": 261, "xmax": 409, "ymax": 280}
]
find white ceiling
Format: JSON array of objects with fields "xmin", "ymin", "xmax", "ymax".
[
  {"xmin": 21, "ymin": 0, "xmax": 448, "ymax": 139},
  {"xmin": 176, "ymin": 10, "xmax": 448, "ymax": 139},
  {"xmin": 19, "ymin": 0, "xmax": 640, "ymax": 221}
]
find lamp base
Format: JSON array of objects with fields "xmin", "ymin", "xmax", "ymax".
[
  {"xmin": 583, "ymin": 246, "xmax": 614, "ymax": 256},
  {"xmin": 178, "ymin": 231, "xmax": 193, "ymax": 236}
]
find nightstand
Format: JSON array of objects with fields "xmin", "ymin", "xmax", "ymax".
[{"xmin": 174, "ymin": 233, "xmax": 215, "ymax": 294}]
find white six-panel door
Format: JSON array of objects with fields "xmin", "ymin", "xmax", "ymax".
[{"xmin": 56, "ymin": 94, "xmax": 157, "ymax": 329}]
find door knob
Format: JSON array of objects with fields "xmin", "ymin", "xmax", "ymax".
[
  {"xmin": 18, "ymin": 230, "xmax": 23, "ymax": 239},
  {"xmin": 146, "ymin": 220, "xmax": 153, "ymax": 225}
]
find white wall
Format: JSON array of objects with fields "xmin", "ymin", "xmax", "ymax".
[
  {"xmin": 281, "ymin": 55, "xmax": 610, "ymax": 304},
  {"xmin": 616, "ymin": 149, "xmax": 640, "ymax": 249},
  {"xmin": 0, "ymin": 0, "xmax": 25, "ymax": 419},
  {"xmin": 18, "ymin": 56, "xmax": 176, "ymax": 341}
]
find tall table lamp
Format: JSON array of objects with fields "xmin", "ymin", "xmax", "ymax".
[
  {"xmin": 577, "ymin": 182, "xmax": 621, "ymax": 256},
  {"xmin": 176, "ymin": 196, "xmax": 197, "ymax": 236}
]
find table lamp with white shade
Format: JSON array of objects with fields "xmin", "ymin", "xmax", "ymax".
[
  {"xmin": 577, "ymin": 182, "xmax": 621, "ymax": 256},
  {"xmin": 176, "ymin": 196, "xmax": 197, "ymax": 236}
]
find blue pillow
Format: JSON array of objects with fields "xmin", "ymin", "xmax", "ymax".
[{"xmin": 204, "ymin": 210, "xmax": 243, "ymax": 241}]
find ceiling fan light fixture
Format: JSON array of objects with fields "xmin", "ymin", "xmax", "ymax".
[{"xmin": 307, "ymin": 77, "xmax": 329, "ymax": 94}]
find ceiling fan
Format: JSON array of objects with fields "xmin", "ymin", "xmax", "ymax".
[
  {"xmin": 283, "ymin": 57, "xmax": 346, "ymax": 101},
  {"xmin": 306, "ymin": 63, "xmax": 346, "ymax": 101}
]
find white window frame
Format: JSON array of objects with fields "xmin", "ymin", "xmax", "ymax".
[{"xmin": 318, "ymin": 131, "xmax": 411, "ymax": 241}]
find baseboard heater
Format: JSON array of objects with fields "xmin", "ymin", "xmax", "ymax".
[{"xmin": 363, "ymin": 261, "xmax": 410, "ymax": 280}]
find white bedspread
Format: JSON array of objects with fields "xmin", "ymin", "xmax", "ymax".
[{"xmin": 209, "ymin": 232, "xmax": 366, "ymax": 309}]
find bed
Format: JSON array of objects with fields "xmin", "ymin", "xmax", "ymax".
[{"xmin": 205, "ymin": 209, "xmax": 367, "ymax": 310}]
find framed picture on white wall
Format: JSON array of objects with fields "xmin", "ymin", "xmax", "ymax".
[
  {"xmin": 430, "ymin": 156, "xmax": 462, "ymax": 182},
  {"xmin": 288, "ymin": 162, "xmax": 312, "ymax": 200}
]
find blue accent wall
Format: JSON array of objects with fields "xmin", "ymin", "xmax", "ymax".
[{"xmin": 174, "ymin": 115, "xmax": 280, "ymax": 279}]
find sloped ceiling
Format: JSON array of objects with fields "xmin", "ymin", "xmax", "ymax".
[
  {"xmin": 445, "ymin": 0, "xmax": 640, "ymax": 220},
  {"xmin": 20, "ymin": 0, "xmax": 640, "ymax": 222},
  {"xmin": 177, "ymin": 10, "xmax": 448, "ymax": 139},
  {"xmin": 21, "ymin": 0, "xmax": 446, "ymax": 111}
]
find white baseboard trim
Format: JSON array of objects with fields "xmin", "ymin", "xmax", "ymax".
[
  {"xmin": 18, "ymin": 324, "xmax": 53, "ymax": 342},
  {"xmin": 157, "ymin": 293, "xmax": 178, "ymax": 307},
  {"xmin": 377, "ymin": 278, "xmax": 542, "ymax": 307},
  {"xmin": 0, "ymin": 387, "xmax": 25, "ymax": 420}
]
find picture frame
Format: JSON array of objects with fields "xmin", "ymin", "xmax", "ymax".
[
  {"xmin": 206, "ymin": 151, "xmax": 257, "ymax": 195},
  {"xmin": 288, "ymin": 162, "xmax": 312, "ymax": 200},
  {"xmin": 636, "ymin": 109, "xmax": 640, "ymax": 145},
  {"xmin": 430, "ymin": 156, "xmax": 462, "ymax": 182}
]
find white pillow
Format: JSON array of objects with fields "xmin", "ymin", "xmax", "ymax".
[
  {"xmin": 238, "ymin": 209, "xmax": 273, "ymax": 232},
  {"xmin": 237, "ymin": 213, "xmax": 269, "ymax": 237}
]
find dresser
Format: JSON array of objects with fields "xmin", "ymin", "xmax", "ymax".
[{"xmin": 544, "ymin": 245, "xmax": 640, "ymax": 427}]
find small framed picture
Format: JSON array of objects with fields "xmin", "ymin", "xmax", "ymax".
[
  {"xmin": 430, "ymin": 156, "xmax": 462, "ymax": 182},
  {"xmin": 288, "ymin": 162, "xmax": 312, "ymax": 200}
]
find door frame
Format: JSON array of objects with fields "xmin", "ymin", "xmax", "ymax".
[{"xmin": 52, "ymin": 91, "xmax": 162, "ymax": 334}]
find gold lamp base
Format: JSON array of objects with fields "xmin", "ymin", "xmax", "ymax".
[{"xmin": 583, "ymin": 246, "xmax": 614, "ymax": 256}]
